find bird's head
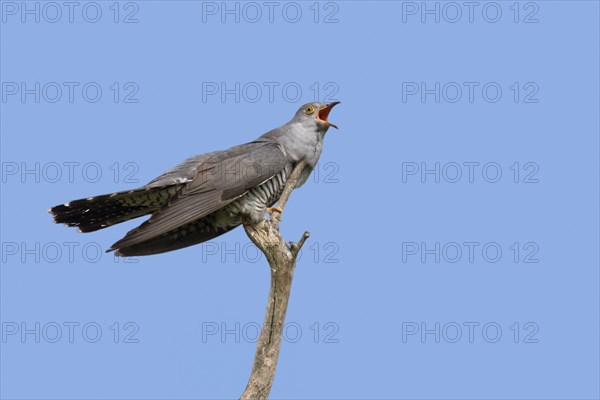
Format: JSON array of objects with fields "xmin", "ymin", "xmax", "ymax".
[{"xmin": 292, "ymin": 101, "xmax": 340, "ymax": 131}]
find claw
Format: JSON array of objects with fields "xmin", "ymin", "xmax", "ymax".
[{"xmin": 267, "ymin": 207, "xmax": 282, "ymax": 221}]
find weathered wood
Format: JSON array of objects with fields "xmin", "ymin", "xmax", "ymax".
[{"xmin": 240, "ymin": 161, "xmax": 308, "ymax": 400}]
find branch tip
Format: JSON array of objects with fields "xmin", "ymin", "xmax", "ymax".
[{"xmin": 291, "ymin": 231, "xmax": 311, "ymax": 257}]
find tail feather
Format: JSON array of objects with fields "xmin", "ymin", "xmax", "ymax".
[{"xmin": 49, "ymin": 186, "xmax": 177, "ymax": 233}]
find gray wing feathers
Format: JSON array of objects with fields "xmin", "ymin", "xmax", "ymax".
[
  {"xmin": 109, "ymin": 141, "xmax": 288, "ymax": 251},
  {"xmin": 146, "ymin": 152, "xmax": 219, "ymax": 187}
]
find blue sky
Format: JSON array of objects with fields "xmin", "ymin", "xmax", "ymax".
[{"xmin": 1, "ymin": 1, "xmax": 599, "ymax": 399}]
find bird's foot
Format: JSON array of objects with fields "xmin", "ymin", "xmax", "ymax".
[
  {"xmin": 267, "ymin": 207, "xmax": 283, "ymax": 221},
  {"xmin": 267, "ymin": 207, "xmax": 283, "ymax": 215}
]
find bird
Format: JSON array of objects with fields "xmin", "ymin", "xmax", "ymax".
[{"xmin": 49, "ymin": 102, "xmax": 340, "ymax": 256}]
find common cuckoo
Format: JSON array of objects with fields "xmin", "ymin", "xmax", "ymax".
[{"xmin": 49, "ymin": 102, "xmax": 340, "ymax": 256}]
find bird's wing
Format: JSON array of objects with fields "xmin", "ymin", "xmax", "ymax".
[
  {"xmin": 145, "ymin": 152, "xmax": 219, "ymax": 187},
  {"xmin": 109, "ymin": 140, "xmax": 288, "ymax": 250}
]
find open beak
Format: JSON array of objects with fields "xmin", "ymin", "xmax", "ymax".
[{"xmin": 317, "ymin": 101, "xmax": 341, "ymax": 129}]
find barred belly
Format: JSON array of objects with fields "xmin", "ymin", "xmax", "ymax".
[{"xmin": 217, "ymin": 165, "xmax": 292, "ymax": 226}]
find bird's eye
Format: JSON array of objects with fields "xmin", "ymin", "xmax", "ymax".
[{"xmin": 305, "ymin": 105, "xmax": 315, "ymax": 115}]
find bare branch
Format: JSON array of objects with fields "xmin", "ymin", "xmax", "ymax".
[{"xmin": 240, "ymin": 161, "xmax": 308, "ymax": 400}]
